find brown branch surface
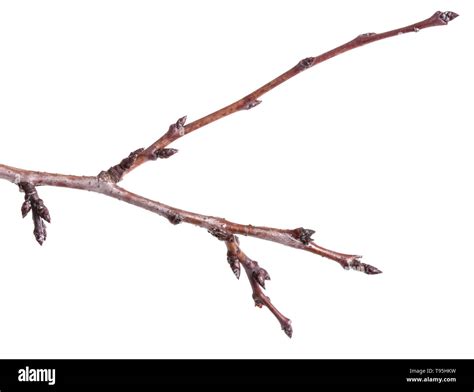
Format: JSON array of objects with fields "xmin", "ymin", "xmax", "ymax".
[
  {"xmin": 0, "ymin": 11, "xmax": 457, "ymax": 337},
  {"xmin": 0, "ymin": 163, "xmax": 374, "ymax": 271},
  {"xmin": 225, "ymin": 236, "xmax": 293, "ymax": 338},
  {"xmin": 125, "ymin": 11, "xmax": 458, "ymax": 175}
]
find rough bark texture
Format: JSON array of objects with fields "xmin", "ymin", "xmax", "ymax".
[{"xmin": 0, "ymin": 11, "xmax": 457, "ymax": 337}]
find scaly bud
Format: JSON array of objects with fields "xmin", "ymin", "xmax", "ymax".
[{"xmin": 21, "ymin": 200, "xmax": 32, "ymax": 218}]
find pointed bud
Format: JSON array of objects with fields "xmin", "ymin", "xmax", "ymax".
[
  {"xmin": 282, "ymin": 320, "xmax": 293, "ymax": 338},
  {"xmin": 21, "ymin": 200, "xmax": 32, "ymax": 218},
  {"xmin": 33, "ymin": 216, "xmax": 47, "ymax": 245},
  {"xmin": 293, "ymin": 227, "xmax": 315, "ymax": 245},
  {"xmin": 227, "ymin": 252, "xmax": 240, "ymax": 280},
  {"xmin": 298, "ymin": 57, "xmax": 314, "ymax": 69},
  {"xmin": 438, "ymin": 11, "xmax": 459, "ymax": 24},
  {"xmin": 364, "ymin": 264, "xmax": 382, "ymax": 275},
  {"xmin": 169, "ymin": 115, "xmax": 187, "ymax": 135},
  {"xmin": 37, "ymin": 205, "xmax": 51, "ymax": 223},
  {"xmin": 154, "ymin": 148, "xmax": 178, "ymax": 159},
  {"xmin": 232, "ymin": 266, "xmax": 240, "ymax": 280},
  {"xmin": 208, "ymin": 227, "xmax": 234, "ymax": 242},
  {"xmin": 244, "ymin": 100, "xmax": 262, "ymax": 110},
  {"xmin": 253, "ymin": 268, "xmax": 270, "ymax": 289},
  {"xmin": 348, "ymin": 258, "xmax": 382, "ymax": 275},
  {"xmin": 176, "ymin": 115, "xmax": 187, "ymax": 128}
]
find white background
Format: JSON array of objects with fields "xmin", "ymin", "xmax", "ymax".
[{"xmin": 0, "ymin": 0, "xmax": 472, "ymax": 358}]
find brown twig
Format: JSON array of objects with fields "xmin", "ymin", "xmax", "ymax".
[
  {"xmin": 225, "ymin": 236, "xmax": 293, "ymax": 338},
  {"xmin": 0, "ymin": 163, "xmax": 375, "ymax": 272},
  {"xmin": 0, "ymin": 11, "xmax": 458, "ymax": 337},
  {"xmin": 125, "ymin": 11, "xmax": 458, "ymax": 175}
]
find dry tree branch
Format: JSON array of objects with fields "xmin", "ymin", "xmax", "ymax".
[
  {"xmin": 126, "ymin": 11, "xmax": 459, "ymax": 175},
  {"xmin": 0, "ymin": 11, "xmax": 458, "ymax": 337}
]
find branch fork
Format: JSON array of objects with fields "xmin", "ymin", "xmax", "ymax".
[{"xmin": 0, "ymin": 11, "xmax": 458, "ymax": 337}]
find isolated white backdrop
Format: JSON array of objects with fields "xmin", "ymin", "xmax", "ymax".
[{"xmin": 0, "ymin": 0, "xmax": 472, "ymax": 358}]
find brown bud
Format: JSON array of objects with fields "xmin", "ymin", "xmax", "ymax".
[
  {"xmin": 253, "ymin": 297, "xmax": 264, "ymax": 308},
  {"xmin": 21, "ymin": 200, "xmax": 32, "ymax": 218},
  {"xmin": 167, "ymin": 213, "xmax": 182, "ymax": 225},
  {"xmin": 293, "ymin": 227, "xmax": 315, "ymax": 245},
  {"xmin": 227, "ymin": 252, "xmax": 240, "ymax": 280},
  {"xmin": 438, "ymin": 11, "xmax": 459, "ymax": 24},
  {"xmin": 348, "ymin": 258, "xmax": 382, "ymax": 275},
  {"xmin": 154, "ymin": 148, "xmax": 178, "ymax": 159},
  {"xmin": 33, "ymin": 214, "xmax": 47, "ymax": 245},
  {"xmin": 232, "ymin": 265, "xmax": 240, "ymax": 279},
  {"xmin": 282, "ymin": 320, "xmax": 293, "ymax": 338},
  {"xmin": 208, "ymin": 227, "xmax": 234, "ymax": 242},
  {"xmin": 176, "ymin": 115, "xmax": 187, "ymax": 128},
  {"xmin": 253, "ymin": 268, "xmax": 270, "ymax": 289},
  {"xmin": 36, "ymin": 202, "xmax": 51, "ymax": 223},
  {"xmin": 244, "ymin": 99, "xmax": 262, "ymax": 110},
  {"xmin": 19, "ymin": 182, "xmax": 52, "ymax": 245},
  {"xmin": 168, "ymin": 115, "xmax": 187, "ymax": 134},
  {"xmin": 298, "ymin": 57, "xmax": 314, "ymax": 69}
]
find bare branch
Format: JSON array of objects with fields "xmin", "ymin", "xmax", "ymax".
[
  {"xmin": 0, "ymin": 163, "xmax": 375, "ymax": 273},
  {"xmin": 123, "ymin": 11, "xmax": 459, "ymax": 177},
  {"xmin": 0, "ymin": 11, "xmax": 458, "ymax": 337},
  {"xmin": 225, "ymin": 236, "xmax": 292, "ymax": 338}
]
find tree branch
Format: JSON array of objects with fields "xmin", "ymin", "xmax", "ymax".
[
  {"xmin": 0, "ymin": 11, "xmax": 458, "ymax": 337},
  {"xmin": 225, "ymin": 236, "xmax": 293, "ymax": 338},
  {"xmin": 124, "ymin": 11, "xmax": 458, "ymax": 176},
  {"xmin": 0, "ymin": 163, "xmax": 377, "ymax": 272}
]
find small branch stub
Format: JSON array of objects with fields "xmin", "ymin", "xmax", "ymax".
[{"xmin": 19, "ymin": 182, "xmax": 51, "ymax": 245}]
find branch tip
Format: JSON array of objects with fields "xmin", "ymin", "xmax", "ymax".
[
  {"xmin": 282, "ymin": 321, "xmax": 293, "ymax": 338},
  {"xmin": 346, "ymin": 258, "xmax": 382, "ymax": 275},
  {"xmin": 437, "ymin": 11, "xmax": 459, "ymax": 24}
]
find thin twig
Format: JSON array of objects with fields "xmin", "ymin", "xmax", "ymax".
[
  {"xmin": 125, "ymin": 11, "xmax": 458, "ymax": 176},
  {"xmin": 0, "ymin": 163, "xmax": 377, "ymax": 272},
  {"xmin": 225, "ymin": 236, "xmax": 293, "ymax": 337}
]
